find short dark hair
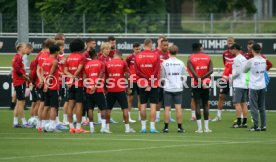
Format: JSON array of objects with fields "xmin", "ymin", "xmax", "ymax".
[
  {"xmin": 107, "ymin": 36, "xmax": 116, "ymax": 41},
  {"xmin": 252, "ymin": 43, "xmax": 261, "ymax": 53},
  {"xmin": 161, "ymin": 39, "xmax": 168, "ymax": 44},
  {"xmin": 247, "ymin": 40, "xmax": 255, "ymax": 45},
  {"xmin": 133, "ymin": 42, "xmax": 140, "ymax": 48},
  {"xmin": 26, "ymin": 43, "xmax": 33, "ymax": 49},
  {"xmin": 144, "ymin": 38, "xmax": 152, "ymax": 46},
  {"xmin": 69, "ymin": 38, "xmax": 85, "ymax": 52},
  {"xmin": 43, "ymin": 38, "xmax": 56, "ymax": 48},
  {"xmin": 86, "ymin": 38, "xmax": 95, "ymax": 44},
  {"xmin": 192, "ymin": 43, "xmax": 202, "ymax": 52},
  {"xmin": 114, "ymin": 51, "xmax": 122, "ymax": 57},
  {"xmin": 169, "ymin": 45, "xmax": 178, "ymax": 55},
  {"xmin": 229, "ymin": 44, "xmax": 241, "ymax": 50},
  {"xmin": 88, "ymin": 49, "xmax": 97, "ymax": 59},
  {"xmin": 49, "ymin": 45, "xmax": 60, "ymax": 54}
]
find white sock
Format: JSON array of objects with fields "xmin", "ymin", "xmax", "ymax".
[
  {"xmin": 192, "ymin": 110, "xmax": 196, "ymax": 117},
  {"xmin": 98, "ymin": 113, "xmax": 102, "ymax": 122},
  {"xmin": 241, "ymin": 113, "xmax": 244, "ymax": 119},
  {"xmin": 150, "ymin": 122, "xmax": 155, "ymax": 129},
  {"xmin": 197, "ymin": 120, "xmax": 202, "ymax": 130},
  {"xmin": 204, "ymin": 120, "xmax": 209, "ymax": 130},
  {"xmin": 141, "ymin": 120, "xmax": 146, "ymax": 130},
  {"xmin": 73, "ymin": 114, "xmax": 77, "ymax": 122},
  {"xmin": 128, "ymin": 112, "xmax": 132, "ymax": 120},
  {"xmin": 56, "ymin": 116, "xmax": 60, "ymax": 124},
  {"xmin": 156, "ymin": 111, "xmax": 160, "ymax": 119},
  {"xmin": 217, "ymin": 110, "xmax": 222, "ymax": 118},
  {"xmin": 63, "ymin": 114, "xmax": 68, "ymax": 122},
  {"xmin": 82, "ymin": 116, "xmax": 86, "ymax": 123},
  {"xmin": 22, "ymin": 117, "xmax": 27, "ymax": 125},
  {"xmin": 138, "ymin": 111, "xmax": 141, "ymax": 121},
  {"xmin": 69, "ymin": 123, "xmax": 74, "ymax": 129},
  {"xmin": 76, "ymin": 123, "xmax": 81, "ymax": 129},
  {"xmin": 106, "ymin": 123, "xmax": 110, "ymax": 130},
  {"xmin": 13, "ymin": 117, "xmax": 19, "ymax": 125},
  {"xmin": 101, "ymin": 119, "xmax": 106, "ymax": 130},
  {"xmin": 89, "ymin": 122, "xmax": 94, "ymax": 130},
  {"xmin": 50, "ymin": 120, "xmax": 55, "ymax": 130},
  {"xmin": 125, "ymin": 123, "xmax": 130, "ymax": 131},
  {"xmin": 37, "ymin": 120, "xmax": 41, "ymax": 128},
  {"xmin": 42, "ymin": 120, "xmax": 46, "ymax": 129}
]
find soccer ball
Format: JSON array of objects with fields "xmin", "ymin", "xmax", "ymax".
[
  {"xmin": 28, "ymin": 117, "xmax": 38, "ymax": 127},
  {"xmin": 44, "ymin": 122, "xmax": 53, "ymax": 132}
]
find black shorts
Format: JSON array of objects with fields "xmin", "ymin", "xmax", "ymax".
[
  {"xmin": 36, "ymin": 87, "xmax": 45, "ymax": 101},
  {"xmin": 44, "ymin": 90, "xmax": 59, "ymax": 108},
  {"xmin": 219, "ymin": 81, "xmax": 230, "ymax": 95},
  {"xmin": 192, "ymin": 87, "xmax": 210, "ymax": 103},
  {"xmin": 30, "ymin": 88, "xmax": 38, "ymax": 102},
  {"xmin": 14, "ymin": 84, "xmax": 26, "ymax": 101},
  {"xmin": 68, "ymin": 86, "xmax": 83, "ymax": 103},
  {"xmin": 158, "ymin": 87, "xmax": 164, "ymax": 103},
  {"xmin": 107, "ymin": 91, "xmax": 128, "ymax": 109},
  {"xmin": 87, "ymin": 92, "xmax": 107, "ymax": 111},
  {"xmin": 129, "ymin": 82, "xmax": 140, "ymax": 96},
  {"xmin": 164, "ymin": 91, "xmax": 182, "ymax": 106},
  {"xmin": 139, "ymin": 88, "xmax": 159, "ymax": 104}
]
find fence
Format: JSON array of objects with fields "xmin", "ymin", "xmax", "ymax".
[{"xmin": 1, "ymin": 13, "xmax": 276, "ymax": 34}]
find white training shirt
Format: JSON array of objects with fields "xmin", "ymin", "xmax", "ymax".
[
  {"xmin": 244, "ymin": 55, "xmax": 267, "ymax": 90},
  {"xmin": 161, "ymin": 57, "xmax": 187, "ymax": 92},
  {"xmin": 232, "ymin": 54, "xmax": 247, "ymax": 89}
]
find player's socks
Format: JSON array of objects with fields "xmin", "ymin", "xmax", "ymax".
[
  {"xmin": 97, "ymin": 113, "xmax": 102, "ymax": 123},
  {"xmin": 156, "ymin": 111, "xmax": 160, "ymax": 119},
  {"xmin": 73, "ymin": 114, "xmax": 77, "ymax": 122},
  {"xmin": 89, "ymin": 122, "xmax": 94, "ymax": 133},
  {"xmin": 50, "ymin": 120, "xmax": 55, "ymax": 130},
  {"xmin": 178, "ymin": 124, "xmax": 182, "ymax": 130},
  {"xmin": 76, "ymin": 123, "xmax": 81, "ymax": 129},
  {"xmin": 13, "ymin": 117, "xmax": 19, "ymax": 125},
  {"xmin": 63, "ymin": 114, "xmax": 68, "ymax": 122},
  {"xmin": 82, "ymin": 116, "xmax": 86, "ymax": 123},
  {"xmin": 125, "ymin": 123, "xmax": 130, "ymax": 131},
  {"xmin": 164, "ymin": 123, "xmax": 169, "ymax": 129},
  {"xmin": 42, "ymin": 120, "xmax": 46, "ymax": 129},
  {"xmin": 101, "ymin": 119, "xmax": 106, "ymax": 129},
  {"xmin": 138, "ymin": 111, "xmax": 141, "ymax": 121},
  {"xmin": 106, "ymin": 123, "xmax": 110, "ymax": 130},
  {"xmin": 196, "ymin": 120, "xmax": 202, "ymax": 131},
  {"xmin": 237, "ymin": 118, "xmax": 242, "ymax": 125},
  {"xmin": 242, "ymin": 118, "xmax": 247, "ymax": 125},
  {"xmin": 204, "ymin": 120, "xmax": 209, "ymax": 130},
  {"xmin": 217, "ymin": 110, "xmax": 222, "ymax": 118},
  {"xmin": 141, "ymin": 120, "xmax": 146, "ymax": 130},
  {"xmin": 150, "ymin": 122, "xmax": 155, "ymax": 130},
  {"xmin": 69, "ymin": 123, "xmax": 74, "ymax": 129},
  {"xmin": 22, "ymin": 117, "xmax": 27, "ymax": 125}
]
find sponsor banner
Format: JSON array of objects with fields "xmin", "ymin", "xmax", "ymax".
[
  {"xmin": 0, "ymin": 37, "xmax": 276, "ymax": 54},
  {"xmin": 1, "ymin": 75, "xmax": 275, "ymax": 110}
]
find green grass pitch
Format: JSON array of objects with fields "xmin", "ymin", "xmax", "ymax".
[{"xmin": 0, "ymin": 109, "xmax": 275, "ymax": 162}]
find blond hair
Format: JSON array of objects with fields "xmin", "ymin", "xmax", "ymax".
[
  {"xmin": 100, "ymin": 42, "xmax": 111, "ymax": 51},
  {"xmin": 55, "ymin": 40, "xmax": 65, "ymax": 47},
  {"xmin": 16, "ymin": 43, "xmax": 26, "ymax": 51}
]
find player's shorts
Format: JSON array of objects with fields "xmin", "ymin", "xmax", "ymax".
[
  {"xmin": 14, "ymin": 84, "xmax": 26, "ymax": 101},
  {"xmin": 233, "ymin": 88, "xmax": 248, "ymax": 104},
  {"xmin": 68, "ymin": 85, "xmax": 83, "ymax": 103},
  {"xmin": 107, "ymin": 91, "xmax": 128, "ymax": 110},
  {"xmin": 192, "ymin": 87, "xmax": 210, "ymax": 102},
  {"xmin": 36, "ymin": 87, "xmax": 45, "ymax": 102},
  {"xmin": 30, "ymin": 88, "xmax": 38, "ymax": 102},
  {"xmin": 219, "ymin": 81, "xmax": 230, "ymax": 95},
  {"xmin": 87, "ymin": 92, "xmax": 107, "ymax": 111},
  {"xmin": 44, "ymin": 90, "xmax": 59, "ymax": 108},
  {"xmin": 129, "ymin": 82, "xmax": 140, "ymax": 96},
  {"xmin": 139, "ymin": 87, "xmax": 159, "ymax": 104},
  {"xmin": 164, "ymin": 91, "xmax": 183, "ymax": 107},
  {"xmin": 158, "ymin": 87, "xmax": 164, "ymax": 103},
  {"xmin": 58, "ymin": 85, "xmax": 68, "ymax": 101}
]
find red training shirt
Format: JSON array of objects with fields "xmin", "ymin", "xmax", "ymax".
[
  {"xmin": 42, "ymin": 57, "xmax": 59, "ymax": 90},
  {"xmin": 125, "ymin": 53, "xmax": 138, "ymax": 83},
  {"xmin": 12, "ymin": 53, "xmax": 26, "ymax": 86},
  {"xmin": 106, "ymin": 58, "xmax": 129, "ymax": 92}
]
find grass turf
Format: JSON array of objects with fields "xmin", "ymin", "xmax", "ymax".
[
  {"xmin": 1, "ymin": 54, "xmax": 276, "ymax": 68},
  {"xmin": 0, "ymin": 109, "xmax": 275, "ymax": 162}
]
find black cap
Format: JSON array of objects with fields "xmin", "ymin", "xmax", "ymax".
[{"xmin": 229, "ymin": 44, "xmax": 241, "ymax": 50}]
